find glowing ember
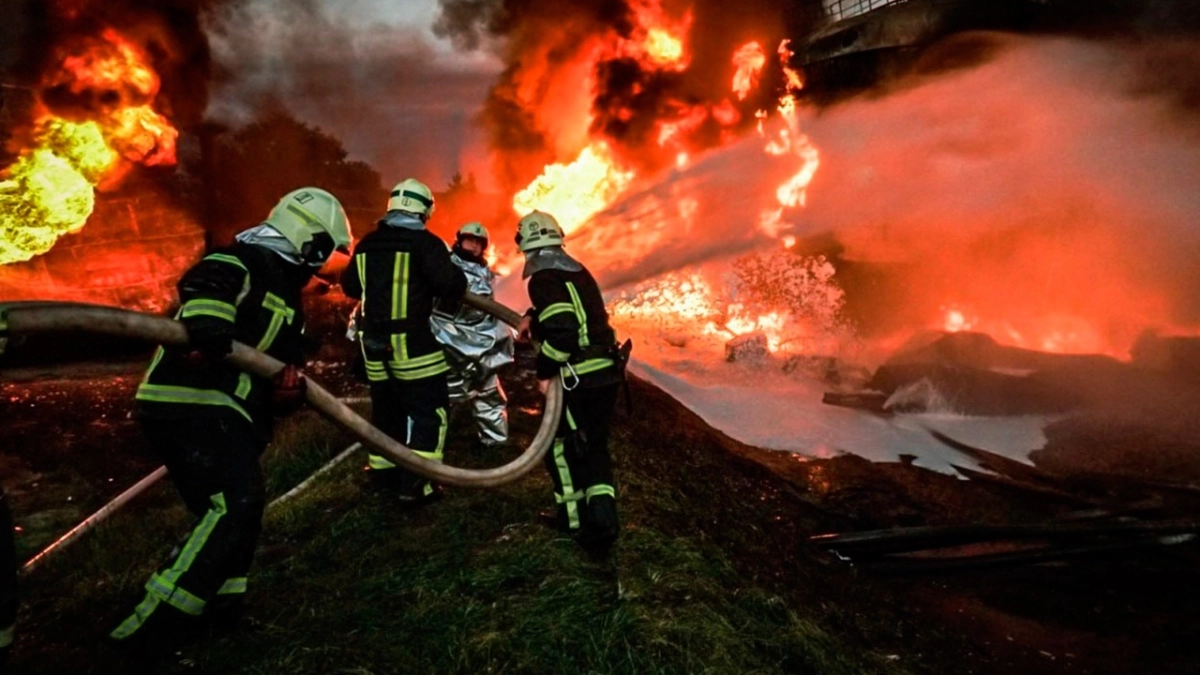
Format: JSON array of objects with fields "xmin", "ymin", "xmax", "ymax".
[
  {"xmin": 732, "ymin": 41, "xmax": 767, "ymax": 101},
  {"xmin": 511, "ymin": 143, "xmax": 634, "ymax": 234},
  {"xmin": 611, "ymin": 253, "xmax": 850, "ymax": 358}
]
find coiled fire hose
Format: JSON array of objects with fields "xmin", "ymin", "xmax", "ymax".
[{"xmin": 1, "ymin": 295, "xmax": 560, "ymax": 573}]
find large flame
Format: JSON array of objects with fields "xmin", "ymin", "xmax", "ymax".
[
  {"xmin": 512, "ymin": 143, "xmax": 634, "ymax": 235},
  {"xmin": 0, "ymin": 28, "xmax": 178, "ymax": 265}
]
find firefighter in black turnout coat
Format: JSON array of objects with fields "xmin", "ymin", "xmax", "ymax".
[
  {"xmin": 110, "ymin": 187, "xmax": 352, "ymax": 666},
  {"xmin": 341, "ymin": 178, "xmax": 468, "ymax": 501},
  {"xmin": 516, "ymin": 210, "xmax": 627, "ymax": 557}
]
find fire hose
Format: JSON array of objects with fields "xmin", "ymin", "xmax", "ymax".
[{"xmin": 1, "ymin": 295, "xmax": 560, "ymax": 573}]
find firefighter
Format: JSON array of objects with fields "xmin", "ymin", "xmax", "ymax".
[
  {"xmin": 341, "ymin": 178, "xmax": 467, "ymax": 502},
  {"xmin": 515, "ymin": 210, "xmax": 628, "ymax": 558},
  {"xmin": 430, "ymin": 222, "xmax": 514, "ymax": 449},
  {"xmin": 1, "ymin": 485, "xmax": 15, "ymax": 667},
  {"xmin": 109, "ymin": 187, "xmax": 352, "ymax": 666}
]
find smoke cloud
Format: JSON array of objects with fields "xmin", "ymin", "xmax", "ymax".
[{"xmin": 204, "ymin": 0, "xmax": 500, "ymax": 189}]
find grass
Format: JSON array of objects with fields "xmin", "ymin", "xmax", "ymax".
[{"xmin": 8, "ymin": 364, "xmax": 907, "ymax": 675}]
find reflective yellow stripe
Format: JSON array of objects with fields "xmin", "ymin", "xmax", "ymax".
[
  {"xmin": 146, "ymin": 574, "xmax": 206, "ymax": 615},
  {"xmin": 538, "ymin": 303, "xmax": 575, "ymax": 323},
  {"xmin": 112, "ymin": 493, "xmax": 228, "ymax": 636},
  {"xmin": 393, "ymin": 350, "xmax": 445, "ymax": 368},
  {"xmin": 257, "ymin": 292, "xmax": 295, "ymax": 351},
  {"xmin": 142, "ymin": 346, "xmax": 166, "ymax": 384},
  {"xmin": 181, "ymin": 298, "xmax": 237, "ymax": 322},
  {"xmin": 393, "ymin": 252, "xmax": 410, "ymax": 320},
  {"xmin": 565, "ymin": 282, "xmax": 590, "ymax": 347},
  {"xmin": 356, "ymin": 254, "xmax": 368, "ymax": 312},
  {"xmin": 0, "ymin": 624, "xmax": 13, "ymax": 648},
  {"xmin": 368, "ymin": 454, "xmax": 397, "ymax": 469},
  {"xmin": 204, "ymin": 253, "xmax": 248, "ymax": 271},
  {"xmin": 412, "ymin": 447, "xmax": 443, "ymax": 462},
  {"xmin": 389, "ymin": 362, "xmax": 450, "ymax": 380},
  {"xmin": 586, "ymin": 484, "xmax": 616, "ymax": 501},
  {"xmin": 541, "ymin": 341, "xmax": 571, "ymax": 363},
  {"xmin": 434, "ymin": 407, "xmax": 447, "ymax": 455},
  {"xmin": 217, "ymin": 577, "xmax": 247, "ymax": 595},
  {"xmin": 552, "ymin": 438, "xmax": 580, "ymax": 529},
  {"xmin": 135, "ymin": 384, "xmax": 252, "ymax": 422},
  {"xmin": 564, "ymin": 357, "xmax": 613, "ymax": 378},
  {"xmin": 235, "ymin": 372, "xmax": 252, "ymax": 399}
]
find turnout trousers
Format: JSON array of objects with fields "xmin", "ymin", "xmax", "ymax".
[
  {"xmin": 111, "ymin": 414, "xmax": 266, "ymax": 643},
  {"xmin": 366, "ymin": 371, "xmax": 450, "ymax": 498},
  {"xmin": 543, "ymin": 382, "xmax": 620, "ymax": 550}
]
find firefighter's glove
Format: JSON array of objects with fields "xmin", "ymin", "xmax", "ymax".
[
  {"xmin": 271, "ymin": 365, "xmax": 308, "ymax": 415},
  {"xmin": 517, "ymin": 314, "xmax": 534, "ymax": 344}
]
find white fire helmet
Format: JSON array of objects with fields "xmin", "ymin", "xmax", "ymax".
[
  {"xmin": 263, "ymin": 187, "xmax": 352, "ymax": 267},
  {"xmin": 514, "ymin": 210, "xmax": 564, "ymax": 253},
  {"xmin": 457, "ymin": 222, "xmax": 489, "ymax": 249},
  {"xmin": 387, "ymin": 178, "xmax": 435, "ymax": 218}
]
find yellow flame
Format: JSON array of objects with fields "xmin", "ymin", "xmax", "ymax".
[
  {"xmin": 512, "ymin": 143, "xmax": 634, "ymax": 234},
  {"xmin": 644, "ymin": 28, "xmax": 684, "ymax": 66},
  {"xmin": 0, "ymin": 119, "xmax": 117, "ymax": 265}
]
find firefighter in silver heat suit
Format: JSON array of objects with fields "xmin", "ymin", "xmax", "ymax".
[{"xmin": 430, "ymin": 222, "xmax": 514, "ymax": 447}]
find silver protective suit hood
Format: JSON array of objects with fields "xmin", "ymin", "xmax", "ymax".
[
  {"xmin": 381, "ymin": 210, "xmax": 426, "ymax": 230},
  {"xmin": 235, "ymin": 223, "xmax": 307, "ymax": 266},
  {"xmin": 521, "ymin": 245, "xmax": 583, "ymax": 279}
]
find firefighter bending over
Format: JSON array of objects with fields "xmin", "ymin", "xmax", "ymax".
[
  {"xmin": 515, "ymin": 210, "xmax": 630, "ymax": 558},
  {"xmin": 109, "ymin": 188, "xmax": 352, "ymax": 668},
  {"xmin": 341, "ymin": 179, "xmax": 467, "ymax": 503},
  {"xmin": 430, "ymin": 222, "xmax": 514, "ymax": 449}
]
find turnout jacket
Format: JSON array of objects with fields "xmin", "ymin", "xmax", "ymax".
[
  {"xmin": 136, "ymin": 243, "xmax": 308, "ymax": 437},
  {"xmin": 527, "ymin": 266, "xmax": 620, "ymax": 387},
  {"xmin": 341, "ymin": 220, "xmax": 467, "ymax": 381}
]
